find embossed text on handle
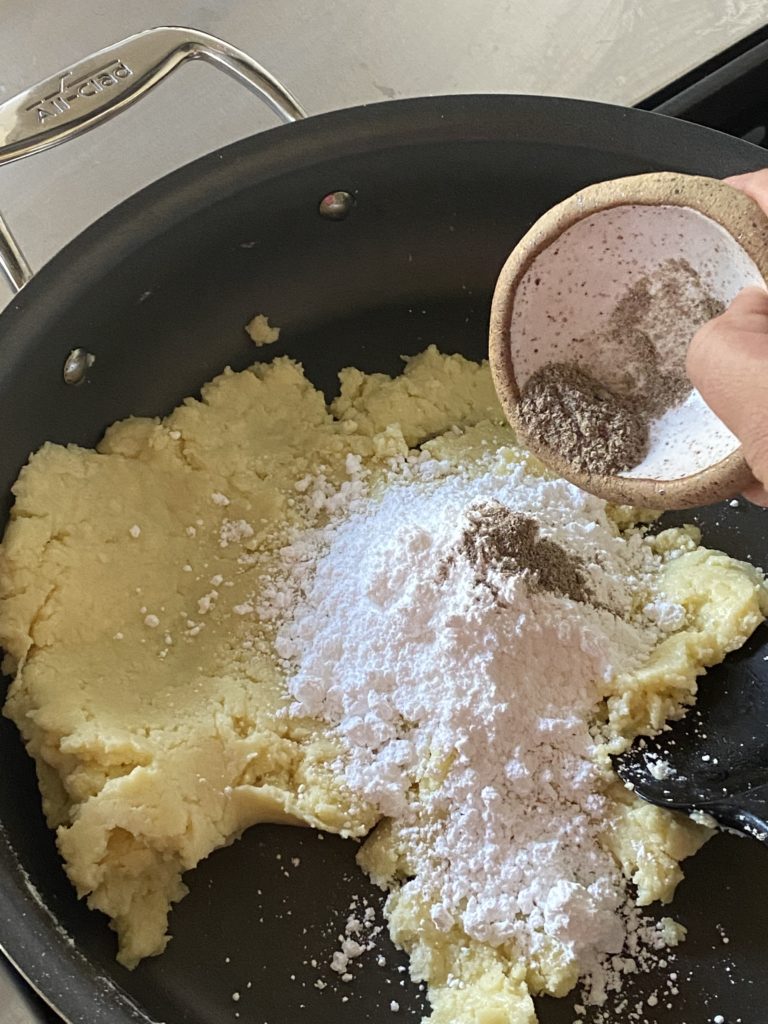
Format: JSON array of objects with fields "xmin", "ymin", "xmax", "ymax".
[
  {"xmin": 0, "ymin": 26, "xmax": 305, "ymax": 169},
  {"xmin": 0, "ymin": 26, "xmax": 306, "ymax": 292},
  {"xmin": 26, "ymin": 59, "xmax": 134, "ymax": 126}
]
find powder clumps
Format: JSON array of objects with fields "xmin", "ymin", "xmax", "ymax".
[
  {"xmin": 448, "ymin": 498, "xmax": 592, "ymax": 604},
  {"xmin": 328, "ymin": 900, "xmax": 383, "ymax": 980},
  {"xmin": 517, "ymin": 362, "xmax": 648, "ymax": 476},
  {"xmin": 516, "ymin": 258, "xmax": 725, "ymax": 477},
  {"xmin": 277, "ymin": 451, "xmax": 680, "ymax": 1003}
]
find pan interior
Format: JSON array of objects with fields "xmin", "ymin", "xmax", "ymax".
[{"xmin": 0, "ymin": 97, "xmax": 767, "ymax": 1024}]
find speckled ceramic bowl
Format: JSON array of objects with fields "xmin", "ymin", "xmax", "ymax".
[{"xmin": 489, "ymin": 172, "xmax": 768, "ymax": 509}]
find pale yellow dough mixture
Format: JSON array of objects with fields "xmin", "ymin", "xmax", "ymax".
[
  {"xmin": 245, "ymin": 313, "xmax": 281, "ymax": 346},
  {"xmin": 1, "ymin": 348, "xmax": 766, "ymax": 1022}
]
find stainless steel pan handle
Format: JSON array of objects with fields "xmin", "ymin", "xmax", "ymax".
[{"xmin": 0, "ymin": 26, "xmax": 306, "ymax": 293}]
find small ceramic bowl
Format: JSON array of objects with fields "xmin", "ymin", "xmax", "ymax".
[{"xmin": 489, "ymin": 171, "xmax": 768, "ymax": 509}]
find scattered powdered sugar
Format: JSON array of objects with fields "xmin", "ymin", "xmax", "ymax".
[
  {"xmin": 646, "ymin": 755, "xmax": 674, "ymax": 782},
  {"xmin": 220, "ymin": 519, "xmax": 254, "ymax": 548},
  {"xmin": 197, "ymin": 590, "xmax": 219, "ymax": 615},
  {"xmin": 329, "ymin": 902, "xmax": 383, "ymax": 980},
  {"xmin": 270, "ymin": 447, "xmax": 686, "ymax": 1004}
]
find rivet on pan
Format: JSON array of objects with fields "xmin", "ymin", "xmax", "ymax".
[
  {"xmin": 63, "ymin": 348, "xmax": 96, "ymax": 386},
  {"xmin": 318, "ymin": 191, "xmax": 355, "ymax": 220}
]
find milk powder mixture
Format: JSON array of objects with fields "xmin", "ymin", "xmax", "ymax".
[{"xmin": 1, "ymin": 346, "xmax": 766, "ymax": 1023}]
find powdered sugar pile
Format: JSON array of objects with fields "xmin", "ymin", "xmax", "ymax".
[{"xmin": 274, "ymin": 448, "xmax": 684, "ymax": 1000}]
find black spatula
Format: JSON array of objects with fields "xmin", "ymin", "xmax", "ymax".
[{"xmin": 613, "ymin": 622, "xmax": 768, "ymax": 842}]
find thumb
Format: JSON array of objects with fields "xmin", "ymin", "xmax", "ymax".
[{"xmin": 686, "ymin": 285, "xmax": 768, "ymax": 498}]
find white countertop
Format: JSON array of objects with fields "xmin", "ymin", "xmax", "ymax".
[{"xmin": 1, "ymin": 1, "xmax": 767, "ymax": 1020}]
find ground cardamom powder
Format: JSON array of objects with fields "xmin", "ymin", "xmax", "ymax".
[
  {"xmin": 517, "ymin": 363, "xmax": 648, "ymax": 476},
  {"xmin": 444, "ymin": 499, "xmax": 592, "ymax": 604},
  {"xmin": 516, "ymin": 257, "xmax": 725, "ymax": 477}
]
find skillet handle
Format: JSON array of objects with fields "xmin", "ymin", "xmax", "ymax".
[{"xmin": 0, "ymin": 26, "xmax": 306, "ymax": 293}]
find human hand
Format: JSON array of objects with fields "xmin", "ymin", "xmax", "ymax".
[{"xmin": 686, "ymin": 170, "xmax": 768, "ymax": 506}]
